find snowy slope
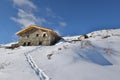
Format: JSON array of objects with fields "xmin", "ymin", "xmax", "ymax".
[
  {"xmin": 0, "ymin": 47, "xmax": 39, "ymax": 80},
  {"xmin": 0, "ymin": 29, "xmax": 120, "ymax": 80}
]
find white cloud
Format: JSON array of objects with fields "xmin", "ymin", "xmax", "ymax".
[
  {"xmin": 11, "ymin": 9, "xmax": 46, "ymax": 27},
  {"xmin": 11, "ymin": 0, "xmax": 67, "ymax": 29},
  {"xmin": 12, "ymin": 0, "xmax": 36, "ymax": 9},
  {"xmin": 11, "ymin": 0, "xmax": 47, "ymax": 28},
  {"xmin": 59, "ymin": 22, "xmax": 67, "ymax": 27},
  {"xmin": 46, "ymin": 8, "xmax": 56, "ymax": 18},
  {"xmin": 46, "ymin": 8, "xmax": 67, "ymax": 27}
]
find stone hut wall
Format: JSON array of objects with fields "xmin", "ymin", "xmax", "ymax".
[{"xmin": 18, "ymin": 28, "xmax": 60, "ymax": 46}]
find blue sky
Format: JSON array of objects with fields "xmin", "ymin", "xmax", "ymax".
[{"xmin": 0, "ymin": 0, "xmax": 120, "ymax": 44}]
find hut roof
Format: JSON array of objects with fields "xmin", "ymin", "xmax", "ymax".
[{"xmin": 16, "ymin": 25, "xmax": 61, "ymax": 38}]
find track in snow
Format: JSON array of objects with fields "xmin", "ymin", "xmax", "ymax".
[{"xmin": 24, "ymin": 47, "xmax": 49, "ymax": 80}]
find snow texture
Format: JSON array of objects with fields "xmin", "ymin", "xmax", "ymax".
[
  {"xmin": 0, "ymin": 29, "xmax": 120, "ymax": 80},
  {"xmin": 24, "ymin": 47, "xmax": 49, "ymax": 80}
]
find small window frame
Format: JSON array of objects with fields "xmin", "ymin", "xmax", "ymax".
[
  {"xmin": 27, "ymin": 42, "xmax": 31, "ymax": 46},
  {"xmin": 39, "ymin": 41, "xmax": 42, "ymax": 45},
  {"xmin": 36, "ymin": 34, "xmax": 39, "ymax": 37},
  {"xmin": 27, "ymin": 35, "xmax": 29, "ymax": 38},
  {"xmin": 23, "ymin": 42, "xmax": 26, "ymax": 46},
  {"xmin": 43, "ymin": 33, "xmax": 47, "ymax": 38}
]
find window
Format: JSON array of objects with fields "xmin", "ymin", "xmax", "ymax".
[
  {"xmin": 27, "ymin": 35, "xmax": 29, "ymax": 38},
  {"xmin": 36, "ymin": 34, "xmax": 39, "ymax": 37},
  {"xmin": 27, "ymin": 42, "xmax": 31, "ymax": 46},
  {"xmin": 43, "ymin": 33, "xmax": 47, "ymax": 37},
  {"xmin": 23, "ymin": 42, "xmax": 26, "ymax": 46},
  {"xmin": 39, "ymin": 41, "xmax": 42, "ymax": 45},
  {"xmin": 43, "ymin": 34, "xmax": 46, "ymax": 37}
]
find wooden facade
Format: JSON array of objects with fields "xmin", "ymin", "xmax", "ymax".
[{"xmin": 16, "ymin": 25, "xmax": 61, "ymax": 46}]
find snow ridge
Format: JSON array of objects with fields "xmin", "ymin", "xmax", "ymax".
[{"xmin": 24, "ymin": 47, "xmax": 49, "ymax": 80}]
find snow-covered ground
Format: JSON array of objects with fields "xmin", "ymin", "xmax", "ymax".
[{"xmin": 0, "ymin": 29, "xmax": 120, "ymax": 80}]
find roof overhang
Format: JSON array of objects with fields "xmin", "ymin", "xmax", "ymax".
[{"xmin": 16, "ymin": 25, "xmax": 61, "ymax": 38}]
